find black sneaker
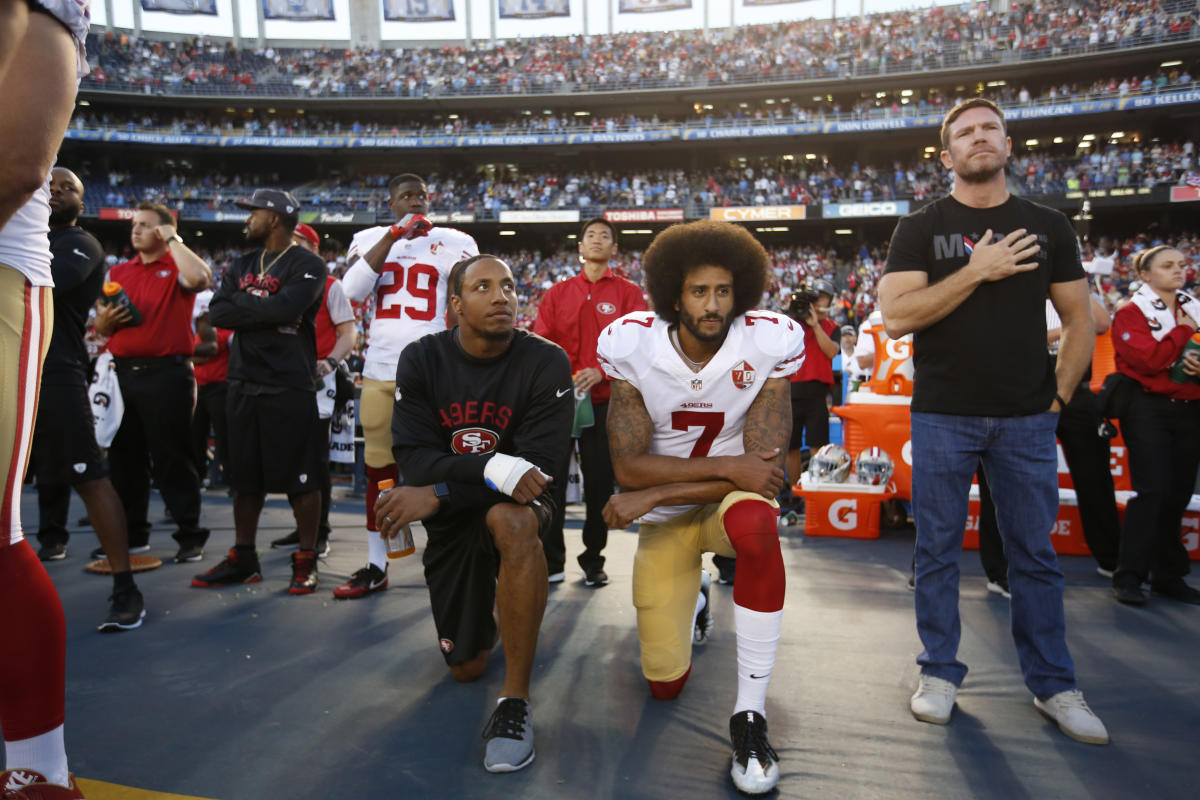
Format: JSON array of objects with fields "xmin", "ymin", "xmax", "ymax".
[
  {"xmin": 693, "ymin": 570, "xmax": 714, "ymax": 644},
  {"xmin": 714, "ymin": 555, "xmax": 736, "ymax": 586},
  {"xmin": 1112, "ymin": 583, "xmax": 1147, "ymax": 606},
  {"xmin": 332, "ymin": 563, "xmax": 388, "ymax": 599},
  {"xmin": 584, "ymin": 566, "xmax": 609, "ymax": 587},
  {"xmin": 192, "ymin": 548, "xmax": 262, "ymax": 588},
  {"xmin": 174, "ymin": 542, "xmax": 204, "ymax": 563},
  {"xmin": 1151, "ymin": 579, "xmax": 1200, "ymax": 605},
  {"xmin": 482, "ymin": 698, "xmax": 535, "ymax": 773},
  {"xmin": 98, "ymin": 586, "xmax": 146, "ymax": 632},
  {"xmin": 289, "ymin": 551, "xmax": 318, "ymax": 595},
  {"xmin": 270, "ymin": 530, "xmax": 301, "ymax": 550},
  {"xmin": 37, "ymin": 542, "xmax": 67, "ymax": 561},
  {"xmin": 729, "ymin": 711, "xmax": 780, "ymax": 795}
]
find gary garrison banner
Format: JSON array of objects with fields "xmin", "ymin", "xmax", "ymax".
[
  {"xmin": 619, "ymin": 0, "xmax": 690, "ymax": 13},
  {"xmin": 262, "ymin": 0, "xmax": 335, "ymax": 20},
  {"xmin": 743, "ymin": 0, "xmax": 810, "ymax": 6},
  {"xmin": 499, "ymin": 0, "xmax": 570, "ymax": 18},
  {"xmin": 384, "ymin": 0, "xmax": 456, "ymax": 21},
  {"xmin": 141, "ymin": 0, "xmax": 217, "ymax": 14}
]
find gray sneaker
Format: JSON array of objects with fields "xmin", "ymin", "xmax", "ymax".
[{"xmin": 482, "ymin": 697, "xmax": 535, "ymax": 773}]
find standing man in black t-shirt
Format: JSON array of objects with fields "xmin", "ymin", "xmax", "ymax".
[
  {"xmin": 30, "ymin": 167, "xmax": 145, "ymax": 632},
  {"xmin": 879, "ymin": 99, "xmax": 1109, "ymax": 745},
  {"xmin": 194, "ymin": 190, "xmax": 328, "ymax": 595},
  {"xmin": 375, "ymin": 255, "xmax": 572, "ymax": 774}
]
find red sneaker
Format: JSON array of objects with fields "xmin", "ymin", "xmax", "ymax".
[
  {"xmin": 0, "ymin": 769, "xmax": 86, "ymax": 799},
  {"xmin": 289, "ymin": 550, "xmax": 318, "ymax": 595},
  {"xmin": 332, "ymin": 563, "xmax": 388, "ymax": 599}
]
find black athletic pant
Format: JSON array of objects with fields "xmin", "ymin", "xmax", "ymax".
[
  {"xmin": 35, "ymin": 483, "xmax": 71, "ymax": 549},
  {"xmin": 544, "ymin": 401, "xmax": 614, "ymax": 573},
  {"xmin": 1114, "ymin": 390, "xmax": 1200, "ymax": 588},
  {"xmin": 109, "ymin": 356, "xmax": 205, "ymax": 547},
  {"xmin": 789, "ymin": 380, "xmax": 831, "ymax": 452},
  {"xmin": 192, "ymin": 380, "xmax": 229, "ymax": 485}
]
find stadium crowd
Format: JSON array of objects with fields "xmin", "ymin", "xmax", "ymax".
[{"xmin": 78, "ymin": 0, "xmax": 1198, "ymax": 97}]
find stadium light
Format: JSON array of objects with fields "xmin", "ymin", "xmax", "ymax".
[
  {"xmin": 1053, "ymin": 137, "xmax": 1064, "ymax": 144},
  {"xmin": 900, "ymin": 89, "xmax": 913, "ymax": 97},
  {"xmin": 1081, "ymin": 134, "xmax": 1095, "ymax": 141},
  {"xmin": 1162, "ymin": 60, "xmax": 1183, "ymax": 67},
  {"xmin": 1110, "ymin": 131, "xmax": 1124, "ymax": 139},
  {"xmin": 765, "ymin": 99, "xmax": 775, "ymax": 105},
  {"xmin": 268, "ymin": 108, "xmax": 276, "ymax": 114},
  {"xmin": 924, "ymin": 146, "xmax": 936, "ymax": 152},
  {"xmin": 567, "ymin": 235, "xmax": 577, "ymax": 240},
  {"xmin": 755, "ymin": 227, "xmax": 789, "ymax": 232},
  {"xmin": 77, "ymin": 99, "xmax": 89, "ymax": 106},
  {"xmin": 195, "ymin": 231, "xmax": 204, "ymax": 237},
  {"xmin": 875, "ymin": 91, "xmax": 887, "ymax": 98},
  {"xmin": 448, "ymin": 114, "xmax": 459, "ymax": 119},
  {"xmin": 1079, "ymin": 141, "xmax": 1092, "ymax": 148},
  {"xmin": 834, "ymin": 229, "xmax": 853, "ymax": 235},
  {"xmin": 1025, "ymin": 139, "xmax": 1039, "ymax": 146},
  {"xmin": 805, "ymin": 153, "xmax": 817, "ymax": 160},
  {"xmin": 499, "ymin": 230, "xmax": 517, "ymax": 236},
  {"xmin": 703, "ymin": 104, "xmax": 713, "ymax": 110},
  {"xmin": 782, "ymin": 155, "xmax": 795, "ymax": 160},
  {"xmin": 574, "ymin": 111, "xmax": 590, "ymax": 116},
  {"xmin": 620, "ymin": 229, "xmax": 653, "ymax": 234},
  {"xmin": 986, "ymin": 80, "xmax": 1006, "ymax": 87}
]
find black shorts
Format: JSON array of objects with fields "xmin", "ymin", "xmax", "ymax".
[
  {"xmin": 31, "ymin": 378, "xmax": 106, "ymax": 486},
  {"xmin": 422, "ymin": 494, "xmax": 556, "ymax": 667},
  {"xmin": 225, "ymin": 386, "xmax": 324, "ymax": 495}
]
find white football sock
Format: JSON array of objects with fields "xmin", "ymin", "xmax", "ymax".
[
  {"xmin": 732, "ymin": 604, "xmax": 783, "ymax": 717},
  {"xmin": 367, "ymin": 528, "xmax": 388, "ymax": 570},
  {"xmin": 5, "ymin": 725, "xmax": 68, "ymax": 786}
]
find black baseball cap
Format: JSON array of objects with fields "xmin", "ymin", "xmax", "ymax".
[{"xmin": 235, "ymin": 189, "xmax": 300, "ymax": 216}]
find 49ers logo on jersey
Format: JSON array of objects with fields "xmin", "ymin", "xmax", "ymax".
[
  {"xmin": 452, "ymin": 427, "xmax": 499, "ymax": 454},
  {"xmin": 597, "ymin": 302, "xmax": 617, "ymax": 315},
  {"xmin": 731, "ymin": 361, "xmax": 757, "ymax": 389}
]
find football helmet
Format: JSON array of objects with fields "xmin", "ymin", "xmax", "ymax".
[
  {"xmin": 855, "ymin": 446, "xmax": 895, "ymax": 486},
  {"xmin": 810, "ymin": 444, "xmax": 851, "ymax": 483}
]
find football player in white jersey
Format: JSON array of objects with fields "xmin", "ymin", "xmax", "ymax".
[
  {"xmin": 596, "ymin": 220, "xmax": 805, "ymax": 796},
  {"xmin": 337, "ymin": 174, "xmax": 478, "ymax": 598},
  {"xmin": 0, "ymin": 2, "xmax": 92, "ymax": 795}
]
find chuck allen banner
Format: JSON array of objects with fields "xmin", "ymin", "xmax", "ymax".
[
  {"xmin": 709, "ymin": 205, "xmax": 807, "ymax": 222},
  {"xmin": 499, "ymin": 0, "xmax": 569, "ymax": 18},
  {"xmin": 619, "ymin": 0, "xmax": 690, "ymax": 12},
  {"xmin": 384, "ymin": 0, "xmax": 456, "ymax": 21},
  {"xmin": 140, "ymin": 0, "xmax": 218, "ymax": 14},
  {"xmin": 262, "ymin": 0, "xmax": 335, "ymax": 21}
]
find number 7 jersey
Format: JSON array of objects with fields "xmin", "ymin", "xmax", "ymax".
[
  {"xmin": 596, "ymin": 309, "xmax": 806, "ymax": 522},
  {"xmin": 343, "ymin": 225, "xmax": 479, "ymax": 382}
]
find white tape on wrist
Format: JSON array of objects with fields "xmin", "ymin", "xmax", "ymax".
[{"xmin": 484, "ymin": 453, "xmax": 543, "ymax": 497}]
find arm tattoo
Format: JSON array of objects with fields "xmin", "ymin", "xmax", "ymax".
[
  {"xmin": 744, "ymin": 377, "xmax": 791, "ymax": 467},
  {"xmin": 606, "ymin": 379, "xmax": 654, "ymax": 463}
]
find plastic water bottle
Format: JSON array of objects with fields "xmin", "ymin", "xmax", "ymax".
[
  {"xmin": 100, "ymin": 282, "xmax": 143, "ymax": 325},
  {"xmin": 377, "ymin": 479, "xmax": 415, "ymax": 558},
  {"xmin": 1170, "ymin": 331, "xmax": 1200, "ymax": 383}
]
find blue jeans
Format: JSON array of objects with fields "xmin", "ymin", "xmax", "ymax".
[{"xmin": 910, "ymin": 411, "xmax": 1076, "ymax": 700}]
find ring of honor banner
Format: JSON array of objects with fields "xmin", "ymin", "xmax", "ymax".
[
  {"xmin": 384, "ymin": 0, "xmax": 455, "ymax": 21},
  {"xmin": 262, "ymin": 0, "xmax": 335, "ymax": 20},
  {"xmin": 619, "ymin": 0, "xmax": 690, "ymax": 12},
  {"xmin": 743, "ymin": 0, "xmax": 809, "ymax": 6},
  {"xmin": 140, "ymin": 0, "xmax": 218, "ymax": 13},
  {"xmin": 499, "ymin": 0, "xmax": 569, "ymax": 18}
]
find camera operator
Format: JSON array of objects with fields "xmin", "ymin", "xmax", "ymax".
[{"xmin": 784, "ymin": 280, "xmax": 840, "ymax": 489}]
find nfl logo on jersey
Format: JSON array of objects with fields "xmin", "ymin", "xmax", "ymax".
[
  {"xmin": 690, "ymin": 378, "xmax": 703, "ymax": 392},
  {"xmin": 731, "ymin": 361, "xmax": 756, "ymax": 390}
]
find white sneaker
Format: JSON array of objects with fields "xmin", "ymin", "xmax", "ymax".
[
  {"xmin": 986, "ymin": 580, "xmax": 1011, "ymax": 599},
  {"xmin": 910, "ymin": 675, "xmax": 957, "ymax": 724},
  {"xmin": 1034, "ymin": 689, "xmax": 1110, "ymax": 745},
  {"xmin": 1096, "ymin": 566, "xmax": 1115, "ymax": 579},
  {"xmin": 547, "ymin": 571, "xmax": 565, "ymax": 584}
]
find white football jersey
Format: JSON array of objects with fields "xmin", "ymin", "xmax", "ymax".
[
  {"xmin": 0, "ymin": 178, "xmax": 52, "ymax": 286},
  {"xmin": 343, "ymin": 225, "xmax": 478, "ymax": 382},
  {"xmin": 597, "ymin": 310, "xmax": 806, "ymax": 522}
]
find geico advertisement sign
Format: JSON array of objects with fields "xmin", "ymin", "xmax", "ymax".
[
  {"xmin": 824, "ymin": 201, "xmax": 910, "ymax": 218},
  {"xmin": 710, "ymin": 205, "xmax": 807, "ymax": 222}
]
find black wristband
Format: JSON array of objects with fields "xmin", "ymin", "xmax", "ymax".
[
  {"xmin": 325, "ymin": 357, "xmax": 338, "ymax": 369},
  {"xmin": 1055, "ymin": 393, "xmax": 1069, "ymax": 408}
]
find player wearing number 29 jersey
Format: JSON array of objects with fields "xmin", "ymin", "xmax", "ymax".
[
  {"xmin": 597, "ymin": 310, "xmax": 805, "ymax": 523},
  {"xmin": 342, "ymin": 224, "xmax": 478, "ymax": 382}
]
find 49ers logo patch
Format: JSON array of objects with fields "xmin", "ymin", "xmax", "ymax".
[
  {"xmin": 452, "ymin": 427, "xmax": 499, "ymax": 454},
  {"xmin": 597, "ymin": 302, "xmax": 617, "ymax": 315},
  {"xmin": 439, "ymin": 638, "xmax": 454, "ymax": 654},
  {"xmin": 731, "ymin": 361, "xmax": 756, "ymax": 389}
]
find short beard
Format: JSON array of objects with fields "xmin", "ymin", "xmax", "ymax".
[
  {"xmin": 955, "ymin": 156, "xmax": 1008, "ymax": 185},
  {"xmin": 48, "ymin": 206, "xmax": 78, "ymax": 226},
  {"xmin": 244, "ymin": 228, "xmax": 268, "ymax": 246},
  {"xmin": 679, "ymin": 309, "xmax": 732, "ymax": 343}
]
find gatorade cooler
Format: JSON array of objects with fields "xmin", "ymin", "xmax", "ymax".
[
  {"xmin": 794, "ymin": 474, "xmax": 891, "ymax": 540},
  {"xmin": 965, "ymin": 486, "xmax": 1092, "ymax": 556},
  {"xmin": 834, "ymin": 392, "xmax": 912, "ymax": 499}
]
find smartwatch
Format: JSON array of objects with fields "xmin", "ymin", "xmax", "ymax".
[
  {"xmin": 433, "ymin": 482, "xmax": 450, "ymax": 508},
  {"xmin": 325, "ymin": 356, "xmax": 338, "ymax": 370}
]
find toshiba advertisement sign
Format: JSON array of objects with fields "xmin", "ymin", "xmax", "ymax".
[{"xmin": 709, "ymin": 206, "xmax": 807, "ymax": 222}]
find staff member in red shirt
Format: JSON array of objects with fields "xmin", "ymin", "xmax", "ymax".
[
  {"xmin": 534, "ymin": 217, "xmax": 646, "ymax": 586},
  {"xmin": 1109, "ymin": 245, "xmax": 1200, "ymax": 606},
  {"xmin": 785, "ymin": 279, "xmax": 840, "ymax": 489},
  {"xmin": 93, "ymin": 202, "xmax": 212, "ymax": 564},
  {"xmin": 191, "ymin": 289, "xmax": 233, "ymax": 490}
]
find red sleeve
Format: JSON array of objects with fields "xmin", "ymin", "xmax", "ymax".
[
  {"xmin": 216, "ymin": 328, "xmax": 233, "ymax": 356},
  {"xmin": 533, "ymin": 284, "xmax": 557, "ymax": 339},
  {"xmin": 821, "ymin": 318, "xmax": 839, "ymax": 336},
  {"xmin": 1111, "ymin": 303, "xmax": 1192, "ymax": 380}
]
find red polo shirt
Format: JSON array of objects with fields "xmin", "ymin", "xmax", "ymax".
[
  {"xmin": 534, "ymin": 268, "xmax": 647, "ymax": 404},
  {"xmin": 790, "ymin": 317, "xmax": 838, "ymax": 385},
  {"xmin": 106, "ymin": 252, "xmax": 198, "ymax": 358}
]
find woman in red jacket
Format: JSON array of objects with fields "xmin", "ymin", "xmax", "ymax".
[{"xmin": 1110, "ymin": 245, "xmax": 1200, "ymax": 606}]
